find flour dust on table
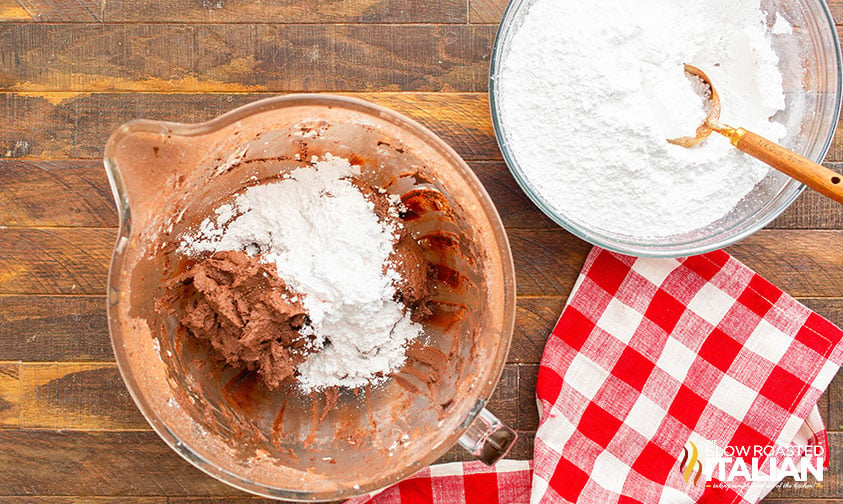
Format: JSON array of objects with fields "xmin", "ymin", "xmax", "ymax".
[{"xmin": 497, "ymin": 0, "xmax": 788, "ymax": 237}]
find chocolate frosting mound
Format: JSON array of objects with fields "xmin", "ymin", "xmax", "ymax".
[{"xmin": 162, "ymin": 250, "xmax": 312, "ymax": 389}]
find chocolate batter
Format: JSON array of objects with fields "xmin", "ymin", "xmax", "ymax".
[{"xmin": 159, "ymin": 250, "xmax": 313, "ymax": 389}]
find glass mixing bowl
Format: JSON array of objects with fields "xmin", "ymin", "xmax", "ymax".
[
  {"xmin": 104, "ymin": 95, "xmax": 516, "ymax": 501},
  {"xmin": 490, "ymin": 0, "xmax": 842, "ymax": 257}
]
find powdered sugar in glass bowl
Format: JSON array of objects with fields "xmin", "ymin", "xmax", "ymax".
[{"xmin": 490, "ymin": 0, "xmax": 842, "ymax": 258}]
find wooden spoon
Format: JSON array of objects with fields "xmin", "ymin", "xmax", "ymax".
[{"xmin": 668, "ymin": 64, "xmax": 843, "ymax": 204}]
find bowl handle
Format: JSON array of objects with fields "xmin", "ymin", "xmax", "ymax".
[{"xmin": 458, "ymin": 407, "xmax": 517, "ymax": 465}]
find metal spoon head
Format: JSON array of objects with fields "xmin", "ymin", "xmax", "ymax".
[{"xmin": 667, "ymin": 64, "xmax": 722, "ymax": 148}]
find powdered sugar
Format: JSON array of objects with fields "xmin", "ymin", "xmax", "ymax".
[
  {"xmin": 497, "ymin": 0, "xmax": 788, "ymax": 237},
  {"xmin": 180, "ymin": 154, "xmax": 422, "ymax": 391},
  {"xmin": 772, "ymin": 13, "xmax": 793, "ymax": 35}
]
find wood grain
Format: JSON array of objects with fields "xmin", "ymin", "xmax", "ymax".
[
  {"xmin": 831, "ymin": 2, "xmax": 843, "ymax": 26},
  {"xmin": 0, "ymin": 430, "xmax": 241, "ymax": 496},
  {"xmin": 510, "ymin": 229, "xmax": 843, "ymax": 297},
  {"xmin": 0, "ymin": 0, "xmax": 32, "ymax": 21},
  {"xmin": 509, "ymin": 296, "xmax": 566, "ymax": 363},
  {"xmin": 14, "ymin": 0, "xmax": 100, "ymax": 21},
  {"xmin": 4, "ymin": 0, "xmax": 468, "ymax": 23},
  {"xmin": 469, "ymin": 0, "xmax": 506, "ymax": 24},
  {"xmin": 486, "ymin": 364, "xmax": 519, "ymax": 428},
  {"xmin": 770, "ymin": 163, "xmax": 843, "ymax": 229},
  {"xmin": 0, "ymin": 228, "xmax": 114, "ymax": 294},
  {"xmin": 0, "ymin": 92, "xmax": 498, "ymax": 161},
  {"xmin": 103, "ymin": 0, "xmax": 466, "ymax": 24},
  {"xmin": 517, "ymin": 364, "xmax": 539, "ymax": 432},
  {"xmin": 19, "ymin": 363, "xmax": 146, "ymax": 430},
  {"xmin": 829, "ymin": 368, "xmax": 843, "ymax": 432},
  {"xmin": 509, "ymin": 229, "xmax": 592, "ymax": 297},
  {"xmin": 0, "ymin": 24, "xmax": 494, "ymax": 93},
  {"xmin": 0, "ymin": 295, "xmax": 110, "ymax": 361},
  {"xmin": 0, "ymin": 362, "xmax": 20, "ymax": 427},
  {"xmin": 0, "ymin": 160, "xmax": 116, "ymax": 227}
]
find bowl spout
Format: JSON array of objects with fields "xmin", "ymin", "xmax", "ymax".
[{"xmin": 104, "ymin": 120, "xmax": 197, "ymax": 233}]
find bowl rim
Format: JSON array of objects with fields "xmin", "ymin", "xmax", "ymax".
[
  {"xmin": 104, "ymin": 93, "xmax": 517, "ymax": 501},
  {"xmin": 488, "ymin": 0, "xmax": 843, "ymax": 258}
]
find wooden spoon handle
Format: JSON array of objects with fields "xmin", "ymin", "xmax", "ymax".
[{"xmin": 731, "ymin": 128, "xmax": 843, "ymax": 204}]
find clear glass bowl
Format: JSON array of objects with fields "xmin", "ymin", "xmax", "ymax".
[
  {"xmin": 490, "ymin": 0, "xmax": 842, "ymax": 257},
  {"xmin": 104, "ymin": 95, "xmax": 516, "ymax": 501}
]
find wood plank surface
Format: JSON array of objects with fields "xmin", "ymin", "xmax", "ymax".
[
  {"xmin": 0, "ymin": 0, "xmax": 468, "ymax": 23},
  {"xmin": 0, "ymin": 295, "xmax": 110, "ymax": 361},
  {"xmin": 0, "ymin": 0, "xmax": 32, "ymax": 21},
  {"xmin": 0, "ymin": 430, "xmax": 239, "ymax": 496},
  {"xmin": 18, "ymin": 362, "xmax": 147, "ymax": 430},
  {"xmin": 830, "ymin": 368, "xmax": 843, "ymax": 432},
  {"xmin": 0, "ymin": 93, "xmax": 497, "ymax": 161},
  {"xmin": 0, "ymin": 228, "xmax": 114, "ymax": 295},
  {"xmin": 3, "ymin": 23, "xmax": 843, "ymax": 96},
  {"xmin": 469, "ymin": 0, "xmax": 506, "ymax": 24},
  {"xmin": 0, "ymin": 24, "xmax": 494, "ymax": 93},
  {"xmin": 102, "ymin": 0, "xmax": 467, "ymax": 24},
  {"xmin": 0, "ymin": 363, "xmax": 20, "ymax": 427},
  {"xmin": 820, "ymin": 1, "xmax": 843, "ymax": 26},
  {"xmin": 14, "ymin": 0, "xmax": 100, "ymax": 21},
  {"xmin": 0, "ymin": 160, "xmax": 116, "ymax": 227}
]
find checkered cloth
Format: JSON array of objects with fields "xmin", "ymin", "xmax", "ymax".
[
  {"xmin": 348, "ymin": 248, "xmax": 842, "ymax": 504},
  {"xmin": 345, "ymin": 460, "xmax": 533, "ymax": 504}
]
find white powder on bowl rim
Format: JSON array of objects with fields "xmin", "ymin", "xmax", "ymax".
[
  {"xmin": 181, "ymin": 154, "xmax": 422, "ymax": 391},
  {"xmin": 496, "ymin": 0, "xmax": 788, "ymax": 238}
]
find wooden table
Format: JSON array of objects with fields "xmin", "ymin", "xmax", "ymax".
[{"xmin": 0, "ymin": 0, "xmax": 840, "ymax": 501}]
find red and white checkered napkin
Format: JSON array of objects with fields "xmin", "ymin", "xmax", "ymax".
[
  {"xmin": 345, "ymin": 459, "xmax": 533, "ymax": 504},
  {"xmin": 347, "ymin": 248, "xmax": 843, "ymax": 504},
  {"xmin": 531, "ymin": 248, "xmax": 840, "ymax": 504}
]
